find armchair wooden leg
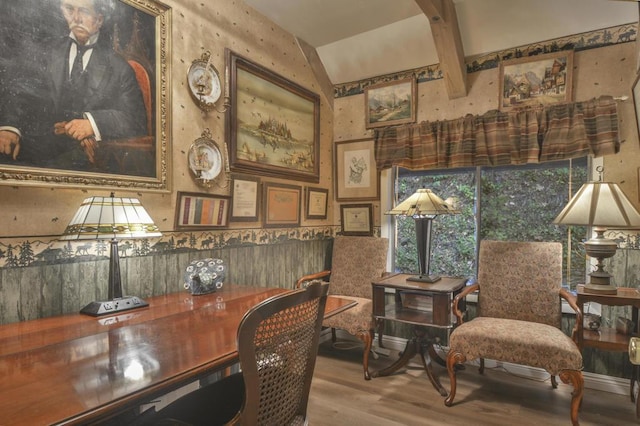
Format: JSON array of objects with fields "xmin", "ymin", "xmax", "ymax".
[
  {"xmin": 357, "ymin": 329, "xmax": 373, "ymax": 380},
  {"xmin": 551, "ymin": 375, "xmax": 558, "ymax": 389},
  {"xmin": 444, "ymin": 350, "xmax": 466, "ymax": 406},
  {"xmin": 479, "ymin": 358, "xmax": 485, "ymax": 374},
  {"xmin": 331, "ymin": 328, "xmax": 337, "ymax": 343},
  {"xmin": 559, "ymin": 369, "xmax": 584, "ymax": 426}
]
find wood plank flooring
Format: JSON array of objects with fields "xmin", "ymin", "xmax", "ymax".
[{"xmin": 307, "ymin": 340, "xmax": 637, "ymax": 425}]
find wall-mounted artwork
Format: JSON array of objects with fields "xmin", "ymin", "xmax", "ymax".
[
  {"xmin": 499, "ymin": 50, "xmax": 573, "ymax": 111},
  {"xmin": 335, "ymin": 139, "xmax": 379, "ymax": 201},
  {"xmin": 0, "ymin": 0, "xmax": 171, "ymax": 191},
  {"xmin": 175, "ymin": 192, "xmax": 230, "ymax": 230},
  {"xmin": 263, "ymin": 182, "xmax": 302, "ymax": 228},
  {"xmin": 226, "ymin": 49, "xmax": 320, "ymax": 183},
  {"xmin": 364, "ymin": 77, "xmax": 416, "ymax": 129},
  {"xmin": 340, "ymin": 204, "xmax": 373, "ymax": 236}
]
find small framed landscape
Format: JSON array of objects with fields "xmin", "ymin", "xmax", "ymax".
[
  {"xmin": 175, "ymin": 192, "xmax": 230, "ymax": 230},
  {"xmin": 499, "ymin": 50, "xmax": 573, "ymax": 111},
  {"xmin": 340, "ymin": 204, "xmax": 373, "ymax": 236},
  {"xmin": 305, "ymin": 187, "xmax": 328, "ymax": 219},
  {"xmin": 365, "ymin": 76, "xmax": 416, "ymax": 129},
  {"xmin": 335, "ymin": 139, "xmax": 379, "ymax": 201},
  {"xmin": 263, "ymin": 182, "xmax": 302, "ymax": 228}
]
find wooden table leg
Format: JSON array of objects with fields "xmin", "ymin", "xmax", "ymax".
[{"xmin": 371, "ymin": 328, "xmax": 447, "ymax": 396}]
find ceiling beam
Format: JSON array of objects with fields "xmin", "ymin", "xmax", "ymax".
[
  {"xmin": 295, "ymin": 37, "xmax": 334, "ymax": 112},
  {"xmin": 414, "ymin": 0, "xmax": 467, "ymax": 99}
]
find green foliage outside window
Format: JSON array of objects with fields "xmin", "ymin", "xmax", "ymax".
[{"xmin": 394, "ymin": 160, "xmax": 588, "ymax": 288}]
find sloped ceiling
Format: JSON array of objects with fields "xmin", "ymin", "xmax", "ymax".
[{"xmin": 244, "ymin": 0, "xmax": 638, "ymax": 86}]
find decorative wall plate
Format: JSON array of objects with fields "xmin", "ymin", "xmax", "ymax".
[
  {"xmin": 188, "ymin": 129, "xmax": 223, "ymax": 186},
  {"xmin": 187, "ymin": 51, "xmax": 222, "ymax": 111}
]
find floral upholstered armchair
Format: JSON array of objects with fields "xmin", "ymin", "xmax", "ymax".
[
  {"xmin": 297, "ymin": 235, "xmax": 388, "ymax": 380},
  {"xmin": 444, "ymin": 240, "xmax": 584, "ymax": 426}
]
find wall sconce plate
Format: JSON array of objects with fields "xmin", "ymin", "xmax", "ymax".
[
  {"xmin": 187, "ymin": 51, "xmax": 222, "ymax": 111},
  {"xmin": 188, "ymin": 130, "xmax": 223, "ymax": 187}
]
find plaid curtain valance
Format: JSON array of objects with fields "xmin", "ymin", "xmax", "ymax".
[{"xmin": 373, "ymin": 96, "xmax": 619, "ymax": 171}]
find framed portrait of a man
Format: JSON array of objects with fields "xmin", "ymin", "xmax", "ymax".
[{"xmin": 0, "ymin": 0, "xmax": 171, "ymax": 191}]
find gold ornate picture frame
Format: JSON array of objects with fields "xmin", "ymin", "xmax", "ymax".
[{"xmin": 0, "ymin": 0, "xmax": 171, "ymax": 191}]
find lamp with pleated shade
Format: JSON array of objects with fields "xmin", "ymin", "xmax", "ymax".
[
  {"xmin": 554, "ymin": 171, "xmax": 640, "ymax": 294},
  {"xmin": 60, "ymin": 193, "xmax": 161, "ymax": 316}
]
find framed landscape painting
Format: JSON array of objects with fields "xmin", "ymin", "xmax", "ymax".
[
  {"xmin": 499, "ymin": 50, "xmax": 573, "ymax": 111},
  {"xmin": 365, "ymin": 77, "xmax": 416, "ymax": 129},
  {"xmin": 0, "ymin": 0, "xmax": 171, "ymax": 191},
  {"xmin": 226, "ymin": 49, "xmax": 320, "ymax": 183}
]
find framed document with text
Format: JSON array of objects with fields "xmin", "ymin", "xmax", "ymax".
[
  {"xmin": 340, "ymin": 204, "xmax": 373, "ymax": 236},
  {"xmin": 231, "ymin": 175, "xmax": 260, "ymax": 222}
]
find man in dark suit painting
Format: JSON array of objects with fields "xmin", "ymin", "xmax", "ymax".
[{"xmin": 0, "ymin": 0, "xmax": 147, "ymax": 173}]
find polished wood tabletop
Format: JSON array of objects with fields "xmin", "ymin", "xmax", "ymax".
[{"xmin": 0, "ymin": 286, "xmax": 354, "ymax": 425}]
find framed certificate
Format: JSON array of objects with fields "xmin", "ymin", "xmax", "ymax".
[
  {"xmin": 230, "ymin": 175, "xmax": 260, "ymax": 222},
  {"xmin": 340, "ymin": 204, "xmax": 373, "ymax": 236},
  {"xmin": 306, "ymin": 187, "xmax": 328, "ymax": 219}
]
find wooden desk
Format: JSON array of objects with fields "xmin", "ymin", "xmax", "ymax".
[
  {"xmin": 0, "ymin": 287, "xmax": 354, "ymax": 425},
  {"xmin": 371, "ymin": 273, "xmax": 467, "ymax": 396}
]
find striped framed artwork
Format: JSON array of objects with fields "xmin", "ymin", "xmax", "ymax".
[{"xmin": 175, "ymin": 192, "xmax": 231, "ymax": 230}]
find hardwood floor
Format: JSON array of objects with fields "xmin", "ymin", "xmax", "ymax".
[{"xmin": 307, "ymin": 340, "xmax": 637, "ymax": 425}]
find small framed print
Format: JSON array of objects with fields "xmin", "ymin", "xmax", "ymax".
[
  {"xmin": 335, "ymin": 138, "xmax": 379, "ymax": 201},
  {"xmin": 306, "ymin": 187, "xmax": 328, "ymax": 219},
  {"xmin": 340, "ymin": 204, "xmax": 373, "ymax": 236},
  {"xmin": 365, "ymin": 76, "xmax": 416, "ymax": 129},
  {"xmin": 175, "ymin": 192, "xmax": 230, "ymax": 230},
  {"xmin": 263, "ymin": 182, "xmax": 302, "ymax": 228},
  {"xmin": 499, "ymin": 50, "xmax": 573, "ymax": 111},
  {"xmin": 231, "ymin": 174, "xmax": 260, "ymax": 222}
]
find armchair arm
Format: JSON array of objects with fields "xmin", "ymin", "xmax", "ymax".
[
  {"xmin": 452, "ymin": 282, "xmax": 479, "ymax": 326},
  {"xmin": 296, "ymin": 270, "xmax": 331, "ymax": 288},
  {"xmin": 560, "ymin": 288, "xmax": 583, "ymax": 343}
]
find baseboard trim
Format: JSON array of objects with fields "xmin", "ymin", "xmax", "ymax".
[{"xmin": 320, "ymin": 331, "xmax": 630, "ymax": 396}]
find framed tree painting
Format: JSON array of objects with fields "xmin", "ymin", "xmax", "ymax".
[
  {"xmin": 226, "ymin": 49, "xmax": 320, "ymax": 183},
  {"xmin": 365, "ymin": 76, "xmax": 416, "ymax": 129},
  {"xmin": 335, "ymin": 138, "xmax": 379, "ymax": 201},
  {"xmin": 499, "ymin": 50, "xmax": 573, "ymax": 111},
  {"xmin": 0, "ymin": 0, "xmax": 171, "ymax": 191}
]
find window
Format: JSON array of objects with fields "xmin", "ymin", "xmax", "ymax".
[{"xmin": 392, "ymin": 158, "xmax": 588, "ymax": 288}]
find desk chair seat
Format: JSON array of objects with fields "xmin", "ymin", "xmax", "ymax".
[{"xmin": 141, "ymin": 281, "xmax": 329, "ymax": 426}]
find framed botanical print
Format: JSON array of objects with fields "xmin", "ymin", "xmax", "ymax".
[{"xmin": 335, "ymin": 138, "xmax": 379, "ymax": 201}]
